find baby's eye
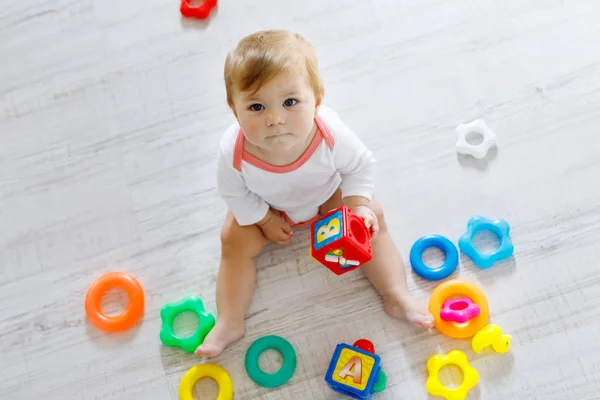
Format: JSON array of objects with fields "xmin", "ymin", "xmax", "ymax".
[
  {"xmin": 283, "ymin": 98, "xmax": 297, "ymax": 107},
  {"xmin": 250, "ymin": 104, "xmax": 264, "ymax": 112}
]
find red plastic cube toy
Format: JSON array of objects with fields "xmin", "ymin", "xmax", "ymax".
[{"xmin": 310, "ymin": 206, "xmax": 372, "ymax": 275}]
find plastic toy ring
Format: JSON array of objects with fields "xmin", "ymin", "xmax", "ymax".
[
  {"xmin": 85, "ymin": 272, "xmax": 144, "ymax": 333},
  {"xmin": 440, "ymin": 298, "xmax": 480, "ymax": 323},
  {"xmin": 178, "ymin": 364, "xmax": 233, "ymax": 400},
  {"xmin": 245, "ymin": 335, "xmax": 297, "ymax": 388},
  {"xmin": 456, "ymin": 119, "xmax": 497, "ymax": 159},
  {"xmin": 458, "ymin": 216, "xmax": 514, "ymax": 269},
  {"xmin": 160, "ymin": 295, "xmax": 216, "ymax": 353},
  {"xmin": 180, "ymin": 0, "xmax": 217, "ymax": 19},
  {"xmin": 426, "ymin": 350, "xmax": 479, "ymax": 400},
  {"xmin": 429, "ymin": 280, "xmax": 489, "ymax": 339},
  {"xmin": 410, "ymin": 235, "xmax": 459, "ymax": 281}
]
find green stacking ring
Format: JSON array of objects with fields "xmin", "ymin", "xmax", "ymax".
[{"xmin": 245, "ymin": 335, "xmax": 296, "ymax": 388}]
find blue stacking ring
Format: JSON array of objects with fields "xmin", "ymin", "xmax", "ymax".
[
  {"xmin": 458, "ymin": 216, "xmax": 514, "ymax": 268},
  {"xmin": 410, "ymin": 235, "xmax": 459, "ymax": 281}
]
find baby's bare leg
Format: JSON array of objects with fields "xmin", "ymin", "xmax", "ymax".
[
  {"xmin": 361, "ymin": 200, "xmax": 433, "ymax": 328},
  {"xmin": 195, "ymin": 211, "xmax": 269, "ymax": 357},
  {"xmin": 322, "ymin": 191, "xmax": 433, "ymax": 328}
]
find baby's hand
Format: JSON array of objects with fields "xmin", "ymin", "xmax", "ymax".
[
  {"xmin": 350, "ymin": 205, "xmax": 379, "ymax": 238},
  {"xmin": 258, "ymin": 211, "xmax": 293, "ymax": 245}
]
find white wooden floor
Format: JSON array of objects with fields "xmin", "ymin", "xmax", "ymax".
[{"xmin": 2, "ymin": 0, "xmax": 600, "ymax": 399}]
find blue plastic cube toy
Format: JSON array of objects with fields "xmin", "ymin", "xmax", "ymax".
[{"xmin": 324, "ymin": 343, "xmax": 382, "ymax": 399}]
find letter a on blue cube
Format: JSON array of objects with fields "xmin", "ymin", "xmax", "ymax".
[{"xmin": 324, "ymin": 343, "xmax": 381, "ymax": 399}]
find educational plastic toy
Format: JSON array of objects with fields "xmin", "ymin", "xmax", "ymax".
[
  {"xmin": 245, "ymin": 335, "xmax": 297, "ymax": 388},
  {"xmin": 440, "ymin": 297, "xmax": 481, "ymax": 323},
  {"xmin": 310, "ymin": 206, "xmax": 372, "ymax": 275},
  {"xmin": 325, "ymin": 342, "xmax": 384, "ymax": 399},
  {"xmin": 458, "ymin": 216, "xmax": 514, "ymax": 268},
  {"xmin": 426, "ymin": 350, "xmax": 479, "ymax": 400},
  {"xmin": 178, "ymin": 364, "xmax": 233, "ymax": 400},
  {"xmin": 429, "ymin": 280, "xmax": 489, "ymax": 339},
  {"xmin": 472, "ymin": 324, "xmax": 512, "ymax": 354},
  {"xmin": 410, "ymin": 235, "xmax": 459, "ymax": 281},
  {"xmin": 85, "ymin": 272, "xmax": 144, "ymax": 333},
  {"xmin": 455, "ymin": 119, "xmax": 497, "ymax": 159},
  {"xmin": 159, "ymin": 295, "xmax": 215, "ymax": 353}
]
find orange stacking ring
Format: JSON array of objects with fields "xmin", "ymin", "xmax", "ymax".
[
  {"xmin": 429, "ymin": 279, "xmax": 489, "ymax": 339},
  {"xmin": 85, "ymin": 272, "xmax": 144, "ymax": 333}
]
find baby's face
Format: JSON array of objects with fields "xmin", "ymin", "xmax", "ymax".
[{"xmin": 231, "ymin": 69, "xmax": 318, "ymax": 154}]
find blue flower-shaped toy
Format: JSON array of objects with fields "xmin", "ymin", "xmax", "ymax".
[{"xmin": 458, "ymin": 216, "xmax": 514, "ymax": 268}]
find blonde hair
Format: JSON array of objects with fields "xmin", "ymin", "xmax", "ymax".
[{"xmin": 224, "ymin": 30, "xmax": 324, "ymax": 108}]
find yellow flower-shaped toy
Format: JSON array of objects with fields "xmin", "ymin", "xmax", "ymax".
[{"xmin": 426, "ymin": 350, "xmax": 479, "ymax": 400}]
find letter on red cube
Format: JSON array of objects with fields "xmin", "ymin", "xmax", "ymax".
[{"xmin": 310, "ymin": 206, "xmax": 372, "ymax": 275}]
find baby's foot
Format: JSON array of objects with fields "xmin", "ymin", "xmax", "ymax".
[
  {"xmin": 194, "ymin": 319, "xmax": 245, "ymax": 358},
  {"xmin": 384, "ymin": 292, "xmax": 434, "ymax": 329}
]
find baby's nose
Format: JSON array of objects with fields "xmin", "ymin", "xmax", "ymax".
[{"xmin": 266, "ymin": 111, "xmax": 285, "ymax": 126}]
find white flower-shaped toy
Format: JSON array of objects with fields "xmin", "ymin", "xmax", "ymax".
[{"xmin": 456, "ymin": 119, "xmax": 497, "ymax": 159}]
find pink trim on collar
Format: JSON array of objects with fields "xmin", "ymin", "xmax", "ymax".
[{"xmin": 233, "ymin": 116, "xmax": 335, "ymax": 173}]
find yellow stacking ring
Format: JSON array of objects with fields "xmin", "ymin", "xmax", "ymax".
[
  {"xmin": 426, "ymin": 350, "xmax": 479, "ymax": 400},
  {"xmin": 178, "ymin": 364, "xmax": 233, "ymax": 400}
]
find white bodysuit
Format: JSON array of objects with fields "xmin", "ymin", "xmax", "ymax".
[{"xmin": 216, "ymin": 106, "xmax": 376, "ymax": 226}]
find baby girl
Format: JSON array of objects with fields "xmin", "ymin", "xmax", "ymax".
[{"xmin": 195, "ymin": 30, "xmax": 433, "ymax": 357}]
